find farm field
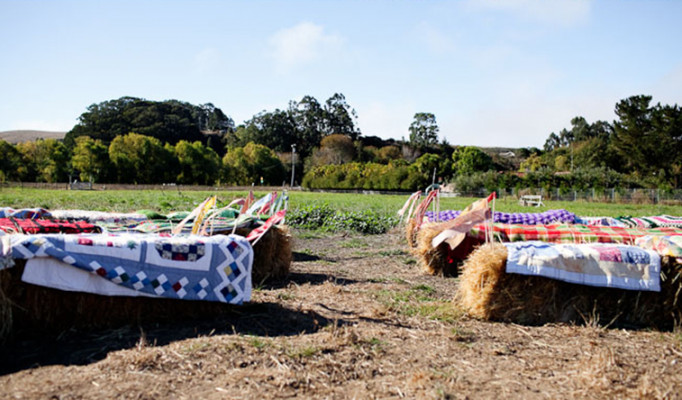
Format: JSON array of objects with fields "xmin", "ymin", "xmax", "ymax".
[
  {"xmin": 1, "ymin": 188, "xmax": 682, "ymax": 399},
  {"xmin": 1, "ymin": 187, "xmax": 682, "ymax": 217}
]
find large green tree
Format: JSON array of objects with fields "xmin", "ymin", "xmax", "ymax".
[
  {"xmin": 222, "ymin": 142, "xmax": 286, "ymax": 186},
  {"xmin": 0, "ymin": 140, "xmax": 23, "ymax": 182},
  {"xmin": 65, "ymin": 97, "xmax": 231, "ymax": 148},
  {"xmin": 71, "ymin": 136, "xmax": 110, "ymax": 183},
  {"xmin": 108, "ymin": 133, "xmax": 177, "ymax": 183},
  {"xmin": 323, "ymin": 93, "xmax": 361, "ymax": 140},
  {"xmin": 408, "ymin": 112, "xmax": 439, "ymax": 148},
  {"xmin": 15, "ymin": 139, "xmax": 70, "ymax": 182},
  {"xmin": 174, "ymin": 141, "xmax": 221, "ymax": 185},
  {"xmin": 451, "ymin": 146, "xmax": 493, "ymax": 175}
]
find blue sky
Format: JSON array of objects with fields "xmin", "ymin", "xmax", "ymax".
[{"xmin": 1, "ymin": 0, "xmax": 680, "ymax": 147}]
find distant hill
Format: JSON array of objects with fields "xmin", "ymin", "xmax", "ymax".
[{"xmin": 0, "ymin": 130, "xmax": 67, "ymax": 144}]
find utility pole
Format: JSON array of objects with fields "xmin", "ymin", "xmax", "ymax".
[{"xmin": 291, "ymin": 144, "xmax": 296, "ymax": 188}]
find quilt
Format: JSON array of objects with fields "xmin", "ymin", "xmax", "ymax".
[
  {"xmin": 505, "ymin": 241, "xmax": 661, "ymax": 291},
  {"xmin": 6, "ymin": 233, "xmax": 253, "ymax": 304},
  {"xmin": 0, "ymin": 207, "xmax": 51, "ymax": 219},
  {"xmin": 617, "ymin": 215, "xmax": 682, "ymax": 229},
  {"xmin": 0, "ymin": 218, "xmax": 100, "ymax": 234},
  {"xmin": 49, "ymin": 209, "xmax": 149, "ymax": 223},
  {"xmin": 635, "ymin": 235, "xmax": 682, "ymax": 261},
  {"xmin": 470, "ymin": 223, "xmax": 682, "ymax": 245},
  {"xmin": 426, "ymin": 209, "xmax": 576, "ymax": 225},
  {"xmin": 574, "ymin": 216, "xmax": 627, "ymax": 227}
]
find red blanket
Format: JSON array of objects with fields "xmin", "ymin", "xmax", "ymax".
[{"xmin": 0, "ymin": 218, "xmax": 100, "ymax": 234}]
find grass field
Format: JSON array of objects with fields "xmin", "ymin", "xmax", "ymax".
[{"xmin": 1, "ymin": 187, "xmax": 680, "ymax": 218}]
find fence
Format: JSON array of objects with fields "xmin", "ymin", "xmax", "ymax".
[{"xmin": 454, "ymin": 188, "xmax": 682, "ymax": 205}]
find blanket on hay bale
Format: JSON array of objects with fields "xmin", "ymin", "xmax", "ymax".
[
  {"xmin": 455, "ymin": 242, "xmax": 682, "ymax": 330},
  {"xmin": 0, "ymin": 233, "xmax": 254, "ymax": 341},
  {"xmin": 415, "ymin": 221, "xmax": 682, "ymax": 277},
  {"xmin": 0, "ymin": 261, "xmax": 243, "ymax": 339}
]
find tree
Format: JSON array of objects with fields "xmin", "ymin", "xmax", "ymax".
[
  {"xmin": 65, "ymin": 97, "xmax": 222, "ymax": 148},
  {"xmin": 408, "ymin": 113, "xmax": 439, "ymax": 148},
  {"xmin": 451, "ymin": 146, "xmax": 493, "ymax": 175},
  {"xmin": 108, "ymin": 133, "xmax": 176, "ymax": 183},
  {"xmin": 222, "ymin": 142, "xmax": 286, "ymax": 186},
  {"xmin": 174, "ymin": 141, "xmax": 221, "ymax": 185},
  {"xmin": 289, "ymin": 95, "xmax": 325, "ymax": 157},
  {"xmin": 241, "ymin": 109, "xmax": 297, "ymax": 153},
  {"xmin": 323, "ymin": 93, "xmax": 361, "ymax": 140},
  {"xmin": 71, "ymin": 136, "xmax": 110, "ymax": 183},
  {"xmin": 311, "ymin": 134, "xmax": 356, "ymax": 166},
  {"xmin": 15, "ymin": 139, "xmax": 70, "ymax": 182},
  {"xmin": 376, "ymin": 145, "xmax": 402, "ymax": 164},
  {"xmin": 0, "ymin": 140, "xmax": 23, "ymax": 182}
]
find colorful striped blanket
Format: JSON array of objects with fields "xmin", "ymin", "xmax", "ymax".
[
  {"xmin": 6, "ymin": 233, "xmax": 253, "ymax": 304},
  {"xmin": 505, "ymin": 241, "xmax": 661, "ymax": 291},
  {"xmin": 470, "ymin": 223, "xmax": 682, "ymax": 245},
  {"xmin": 616, "ymin": 215, "xmax": 682, "ymax": 229}
]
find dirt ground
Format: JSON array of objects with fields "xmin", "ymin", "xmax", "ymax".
[{"xmin": 2, "ymin": 229, "xmax": 682, "ymax": 399}]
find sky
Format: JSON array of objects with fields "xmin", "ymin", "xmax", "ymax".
[{"xmin": 1, "ymin": 0, "xmax": 681, "ymax": 148}]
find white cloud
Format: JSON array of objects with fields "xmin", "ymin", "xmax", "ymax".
[
  {"xmin": 268, "ymin": 22, "xmax": 344, "ymax": 74},
  {"xmin": 464, "ymin": 0, "xmax": 592, "ymax": 27}
]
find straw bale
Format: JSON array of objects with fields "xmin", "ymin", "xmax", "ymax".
[
  {"xmin": 0, "ymin": 260, "xmax": 239, "ymax": 341},
  {"xmin": 236, "ymin": 225, "xmax": 292, "ymax": 284},
  {"xmin": 405, "ymin": 219, "xmax": 418, "ymax": 248},
  {"xmin": 0, "ymin": 268, "xmax": 14, "ymax": 342},
  {"xmin": 412, "ymin": 222, "xmax": 483, "ymax": 277},
  {"xmin": 456, "ymin": 243, "xmax": 682, "ymax": 330}
]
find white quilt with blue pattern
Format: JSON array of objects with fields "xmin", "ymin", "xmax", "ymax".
[{"xmin": 6, "ymin": 233, "xmax": 253, "ymax": 304}]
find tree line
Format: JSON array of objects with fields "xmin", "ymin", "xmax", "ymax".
[{"xmin": 1, "ymin": 94, "xmax": 679, "ymax": 192}]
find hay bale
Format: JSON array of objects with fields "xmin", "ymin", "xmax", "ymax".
[
  {"xmin": 0, "ymin": 268, "xmax": 13, "ymax": 342},
  {"xmin": 455, "ymin": 243, "xmax": 682, "ymax": 330},
  {"xmin": 405, "ymin": 219, "xmax": 418, "ymax": 248},
  {"xmin": 412, "ymin": 222, "xmax": 484, "ymax": 277},
  {"xmin": 0, "ymin": 260, "xmax": 239, "ymax": 341},
  {"xmin": 236, "ymin": 225, "xmax": 292, "ymax": 284}
]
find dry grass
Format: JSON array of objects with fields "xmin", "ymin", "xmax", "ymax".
[{"xmin": 2, "ymin": 231, "xmax": 682, "ymax": 399}]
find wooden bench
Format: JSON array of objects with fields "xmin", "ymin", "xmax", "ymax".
[{"xmin": 519, "ymin": 195, "xmax": 544, "ymax": 207}]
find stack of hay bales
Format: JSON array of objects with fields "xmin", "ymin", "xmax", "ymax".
[{"xmin": 455, "ymin": 243, "xmax": 682, "ymax": 330}]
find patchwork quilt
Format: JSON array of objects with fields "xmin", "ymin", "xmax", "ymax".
[
  {"xmin": 574, "ymin": 216, "xmax": 627, "ymax": 227},
  {"xmin": 470, "ymin": 223, "xmax": 682, "ymax": 245},
  {"xmin": 635, "ymin": 235, "xmax": 682, "ymax": 261},
  {"xmin": 505, "ymin": 241, "xmax": 661, "ymax": 291},
  {"xmin": 5, "ymin": 233, "xmax": 253, "ymax": 304}
]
